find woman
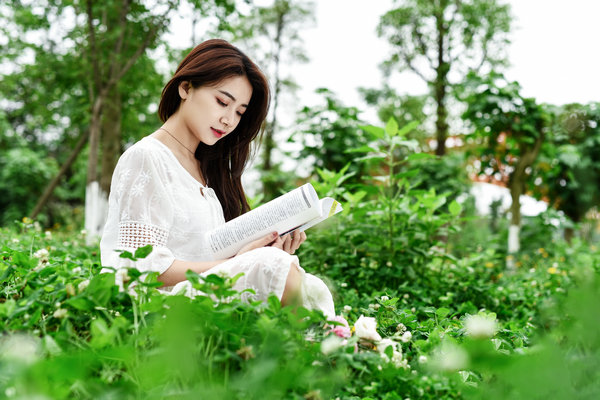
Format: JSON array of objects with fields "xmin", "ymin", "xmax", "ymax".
[{"xmin": 100, "ymin": 39, "xmax": 334, "ymax": 316}]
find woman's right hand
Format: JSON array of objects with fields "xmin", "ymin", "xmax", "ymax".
[{"xmin": 236, "ymin": 232, "xmax": 278, "ymax": 256}]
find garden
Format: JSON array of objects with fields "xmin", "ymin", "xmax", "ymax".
[{"xmin": 1, "ymin": 1, "xmax": 600, "ymax": 399}]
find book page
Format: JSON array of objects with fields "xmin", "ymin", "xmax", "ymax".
[
  {"xmin": 207, "ymin": 183, "xmax": 320, "ymax": 258},
  {"xmin": 298, "ymin": 198, "xmax": 343, "ymax": 231}
]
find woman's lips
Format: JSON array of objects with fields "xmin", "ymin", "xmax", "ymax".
[{"xmin": 211, "ymin": 128, "xmax": 225, "ymax": 138}]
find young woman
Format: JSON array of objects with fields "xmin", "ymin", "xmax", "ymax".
[{"xmin": 100, "ymin": 39, "xmax": 334, "ymax": 316}]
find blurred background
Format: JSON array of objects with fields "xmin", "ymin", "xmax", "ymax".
[{"xmin": 0, "ymin": 0, "xmax": 598, "ymax": 250}]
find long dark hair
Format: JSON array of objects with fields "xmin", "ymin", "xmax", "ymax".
[{"xmin": 158, "ymin": 39, "xmax": 270, "ymax": 221}]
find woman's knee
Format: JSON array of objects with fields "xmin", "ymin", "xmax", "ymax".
[{"xmin": 281, "ymin": 262, "xmax": 302, "ymax": 306}]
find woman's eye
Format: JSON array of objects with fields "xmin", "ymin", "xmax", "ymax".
[
  {"xmin": 216, "ymin": 98, "xmax": 227, "ymax": 106},
  {"xmin": 237, "ymin": 111, "xmax": 244, "ymax": 117}
]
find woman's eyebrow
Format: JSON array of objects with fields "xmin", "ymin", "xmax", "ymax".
[{"xmin": 218, "ymin": 90, "xmax": 248, "ymax": 108}]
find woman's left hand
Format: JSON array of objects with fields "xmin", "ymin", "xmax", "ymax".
[{"xmin": 271, "ymin": 231, "xmax": 306, "ymax": 255}]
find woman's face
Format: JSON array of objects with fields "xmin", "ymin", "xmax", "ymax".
[{"xmin": 178, "ymin": 75, "xmax": 253, "ymax": 146}]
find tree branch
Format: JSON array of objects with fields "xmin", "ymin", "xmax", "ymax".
[{"xmin": 402, "ymin": 53, "xmax": 430, "ymax": 83}]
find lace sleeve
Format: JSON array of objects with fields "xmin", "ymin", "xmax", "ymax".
[{"xmin": 100, "ymin": 143, "xmax": 176, "ymax": 275}]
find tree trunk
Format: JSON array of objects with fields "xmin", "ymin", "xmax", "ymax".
[
  {"xmin": 29, "ymin": 131, "xmax": 90, "ymax": 219},
  {"xmin": 261, "ymin": 10, "xmax": 284, "ymax": 198},
  {"xmin": 84, "ymin": 95, "xmax": 106, "ymax": 243},
  {"xmin": 434, "ymin": 10, "xmax": 449, "ymax": 156},
  {"xmin": 100, "ymin": 87, "xmax": 122, "ymax": 194}
]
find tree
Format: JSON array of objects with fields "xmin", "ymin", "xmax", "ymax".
[
  {"xmin": 229, "ymin": 0, "xmax": 314, "ymax": 198},
  {"xmin": 462, "ymin": 72, "xmax": 550, "ymax": 260},
  {"xmin": 291, "ymin": 88, "xmax": 367, "ymax": 183},
  {"xmin": 533, "ymin": 103, "xmax": 600, "ymax": 242},
  {"xmin": 377, "ymin": 0, "xmax": 512, "ymax": 155},
  {"xmin": 359, "ymin": 85, "xmax": 428, "ymax": 148},
  {"xmin": 1, "ymin": 0, "xmax": 238, "ymax": 236}
]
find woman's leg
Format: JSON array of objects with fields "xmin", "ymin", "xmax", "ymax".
[{"xmin": 280, "ymin": 261, "xmax": 302, "ymax": 307}]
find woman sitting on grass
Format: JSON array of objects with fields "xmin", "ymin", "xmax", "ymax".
[{"xmin": 100, "ymin": 39, "xmax": 334, "ymax": 316}]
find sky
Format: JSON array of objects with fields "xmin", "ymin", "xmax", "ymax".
[{"xmin": 290, "ymin": 0, "xmax": 600, "ymax": 124}]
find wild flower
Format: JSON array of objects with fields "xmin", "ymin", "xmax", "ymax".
[
  {"xmin": 432, "ymin": 340, "xmax": 469, "ymax": 372},
  {"xmin": 354, "ymin": 315, "xmax": 382, "ymax": 342},
  {"xmin": 464, "ymin": 313, "xmax": 498, "ymax": 339},
  {"xmin": 72, "ymin": 267, "xmax": 82, "ymax": 274},
  {"xmin": 418, "ymin": 355, "xmax": 428, "ymax": 364},
  {"xmin": 400, "ymin": 331, "xmax": 412, "ymax": 343},
  {"xmin": 0, "ymin": 333, "xmax": 41, "ymax": 365},
  {"xmin": 547, "ymin": 266, "xmax": 558, "ymax": 274},
  {"xmin": 321, "ymin": 335, "xmax": 344, "ymax": 355},
  {"xmin": 53, "ymin": 308, "xmax": 68, "ymax": 319},
  {"xmin": 380, "ymin": 295, "xmax": 389, "ymax": 301},
  {"xmin": 326, "ymin": 315, "xmax": 351, "ymax": 338},
  {"xmin": 78, "ymin": 279, "xmax": 90, "ymax": 293},
  {"xmin": 33, "ymin": 248, "xmax": 50, "ymax": 270},
  {"xmin": 343, "ymin": 305, "xmax": 352, "ymax": 313},
  {"xmin": 396, "ymin": 323, "xmax": 407, "ymax": 334}
]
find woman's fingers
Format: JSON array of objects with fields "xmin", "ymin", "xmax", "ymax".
[{"xmin": 236, "ymin": 232, "xmax": 278, "ymax": 255}]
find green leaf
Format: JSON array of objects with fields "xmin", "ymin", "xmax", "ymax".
[
  {"xmin": 65, "ymin": 296, "xmax": 95, "ymax": 311},
  {"xmin": 397, "ymin": 120, "xmax": 420, "ymax": 137},
  {"xmin": 134, "ymin": 244, "xmax": 153, "ymax": 260},
  {"xmin": 407, "ymin": 152, "xmax": 434, "ymax": 161},
  {"xmin": 359, "ymin": 124, "xmax": 385, "ymax": 139},
  {"xmin": 345, "ymin": 145, "xmax": 377, "ymax": 154},
  {"xmin": 449, "ymin": 200, "xmax": 462, "ymax": 216},
  {"xmin": 385, "ymin": 117, "xmax": 399, "ymax": 136},
  {"xmin": 436, "ymin": 307, "xmax": 450, "ymax": 318}
]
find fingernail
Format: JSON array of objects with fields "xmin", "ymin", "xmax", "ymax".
[{"xmin": 271, "ymin": 232, "xmax": 278, "ymax": 238}]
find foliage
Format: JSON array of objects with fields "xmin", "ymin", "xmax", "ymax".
[
  {"xmin": 533, "ymin": 102, "xmax": 600, "ymax": 225},
  {"xmin": 461, "ymin": 72, "xmax": 551, "ymax": 255},
  {"xmin": 291, "ymin": 88, "xmax": 368, "ymax": 183},
  {"xmin": 1, "ymin": 213, "xmax": 598, "ymax": 398},
  {"xmin": 377, "ymin": 0, "xmax": 512, "ymax": 155},
  {"xmin": 0, "ymin": 148, "xmax": 58, "ymax": 226}
]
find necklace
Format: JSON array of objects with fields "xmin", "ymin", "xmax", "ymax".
[{"xmin": 159, "ymin": 127, "xmax": 195, "ymax": 156}]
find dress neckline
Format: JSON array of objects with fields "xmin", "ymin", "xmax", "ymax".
[{"xmin": 144, "ymin": 136, "xmax": 208, "ymax": 188}]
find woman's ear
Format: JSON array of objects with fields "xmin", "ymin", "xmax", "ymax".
[{"xmin": 178, "ymin": 81, "xmax": 190, "ymax": 100}]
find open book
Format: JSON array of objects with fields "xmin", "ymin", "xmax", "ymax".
[{"xmin": 206, "ymin": 183, "xmax": 343, "ymax": 259}]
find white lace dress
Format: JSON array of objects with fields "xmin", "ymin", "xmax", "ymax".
[{"xmin": 100, "ymin": 137, "xmax": 335, "ymax": 317}]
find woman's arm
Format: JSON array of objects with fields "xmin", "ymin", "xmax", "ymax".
[{"xmin": 157, "ymin": 231, "xmax": 301, "ymax": 286}]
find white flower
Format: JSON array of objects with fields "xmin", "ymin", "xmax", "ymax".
[
  {"xmin": 78, "ymin": 279, "xmax": 90, "ymax": 293},
  {"xmin": 33, "ymin": 248, "xmax": 49, "ymax": 259},
  {"xmin": 394, "ymin": 354, "xmax": 409, "ymax": 369},
  {"xmin": 53, "ymin": 308, "xmax": 68, "ymax": 319},
  {"xmin": 432, "ymin": 341, "xmax": 469, "ymax": 372},
  {"xmin": 0, "ymin": 333, "xmax": 41, "ymax": 365},
  {"xmin": 80, "ymin": 229, "xmax": 87, "ymax": 236},
  {"xmin": 11, "ymin": 238, "xmax": 20, "ymax": 244},
  {"xmin": 343, "ymin": 305, "xmax": 352, "ymax": 313},
  {"xmin": 396, "ymin": 323, "xmax": 407, "ymax": 334},
  {"xmin": 377, "ymin": 338, "xmax": 398, "ymax": 356},
  {"xmin": 464, "ymin": 314, "xmax": 498, "ymax": 339},
  {"xmin": 45, "ymin": 231, "xmax": 52, "ymax": 239},
  {"xmin": 380, "ymin": 295, "xmax": 389, "ymax": 301},
  {"xmin": 321, "ymin": 335, "xmax": 344, "ymax": 355},
  {"xmin": 400, "ymin": 331, "xmax": 412, "ymax": 343},
  {"xmin": 418, "ymin": 355, "xmax": 428, "ymax": 364},
  {"xmin": 354, "ymin": 315, "xmax": 382, "ymax": 341},
  {"xmin": 71, "ymin": 267, "xmax": 81, "ymax": 274}
]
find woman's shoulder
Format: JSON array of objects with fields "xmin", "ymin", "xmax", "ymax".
[{"xmin": 118, "ymin": 136, "xmax": 169, "ymax": 165}]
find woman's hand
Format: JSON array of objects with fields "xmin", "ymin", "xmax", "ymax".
[
  {"xmin": 271, "ymin": 231, "xmax": 306, "ymax": 255},
  {"xmin": 235, "ymin": 231, "xmax": 307, "ymax": 256},
  {"xmin": 236, "ymin": 232, "xmax": 279, "ymax": 256}
]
